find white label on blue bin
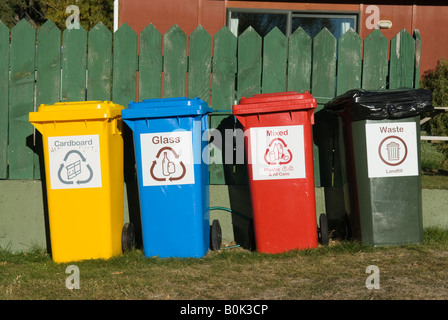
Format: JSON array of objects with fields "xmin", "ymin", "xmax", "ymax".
[
  {"xmin": 48, "ymin": 134, "xmax": 102, "ymax": 189},
  {"xmin": 140, "ymin": 131, "xmax": 195, "ymax": 186},
  {"xmin": 249, "ymin": 125, "xmax": 306, "ymax": 181},
  {"xmin": 365, "ymin": 122, "xmax": 419, "ymax": 178}
]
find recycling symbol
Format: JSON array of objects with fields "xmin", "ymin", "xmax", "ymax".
[
  {"xmin": 264, "ymin": 138, "xmax": 293, "ymax": 165},
  {"xmin": 58, "ymin": 150, "xmax": 93, "ymax": 185},
  {"xmin": 150, "ymin": 147, "xmax": 186, "ymax": 182}
]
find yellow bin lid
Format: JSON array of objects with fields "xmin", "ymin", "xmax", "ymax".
[{"xmin": 29, "ymin": 101, "xmax": 124, "ymax": 123}]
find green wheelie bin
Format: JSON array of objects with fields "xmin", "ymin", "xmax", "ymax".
[{"xmin": 325, "ymin": 88, "xmax": 433, "ymax": 246}]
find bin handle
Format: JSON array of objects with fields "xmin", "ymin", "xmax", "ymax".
[
  {"xmin": 31, "ymin": 122, "xmax": 43, "ymax": 134},
  {"xmin": 111, "ymin": 118, "xmax": 123, "ymax": 135},
  {"xmin": 234, "ymin": 115, "xmax": 245, "ymax": 127}
]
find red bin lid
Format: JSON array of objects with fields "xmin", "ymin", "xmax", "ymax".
[{"xmin": 233, "ymin": 91, "xmax": 317, "ymax": 115}]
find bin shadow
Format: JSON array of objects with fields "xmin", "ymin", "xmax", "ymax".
[
  {"xmin": 313, "ymin": 109, "xmax": 355, "ymax": 239},
  {"xmin": 212, "ymin": 115, "xmax": 255, "ymax": 251},
  {"xmin": 313, "ymin": 109, "xmax": 337, "ymax": 188},
  {"xmin": 31, "ymin": 132, "xmax": 52, "ymax": 255},
  {"xmin": 123, "ymin": 125, "xmax": 143, "ymax": 250}
]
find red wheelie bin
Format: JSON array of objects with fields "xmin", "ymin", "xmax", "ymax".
[{"xmin": 233, "ymin": 91, "xmax": 320, "ymax": 253}]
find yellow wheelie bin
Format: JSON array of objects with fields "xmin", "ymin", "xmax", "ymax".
[{"xmin": 29, "ymin": 101, "xmax": 127, "ymax": 263}]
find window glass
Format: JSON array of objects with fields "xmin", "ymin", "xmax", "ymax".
[
  {"xmin": 230, "ymin": 12, "xmax": 287, "ymax": 37},
  {"xmin": 292, "ymin": 15, "xmax": 355, "ymax": 38},
  {"xmin": 228, "ymin": 9, "xmax": 358, "ymax": 38}
]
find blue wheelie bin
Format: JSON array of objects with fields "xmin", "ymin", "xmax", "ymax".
[{"xmin": 121, "ymin": 97, "xmax": 213, "ymax": 258}]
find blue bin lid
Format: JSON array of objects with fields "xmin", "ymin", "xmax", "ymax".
[{"xmin": 121, "ymin": 97, "xmax": 212, "ymax": 120}]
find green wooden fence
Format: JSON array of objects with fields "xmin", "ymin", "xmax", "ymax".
[{"xmin": 0, "ymin": 19, "xmax": 422, "ymax": 186}]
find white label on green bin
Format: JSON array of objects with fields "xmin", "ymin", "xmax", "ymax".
[
  {"xmin": 365, "ymin": 122, "xmax": 418, "ymax": 178},
  {"xmin": 249, "ymin": 125, "xmax": 306, "ymax": 181},
  {"xmin": 140, "ymin": 131, "xmax": 195, "ymax": 186},
  {"xmin": 48, "ymin": 134, "xmax": 102, "ymax": 189}
]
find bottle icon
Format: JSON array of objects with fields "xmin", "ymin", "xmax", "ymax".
[
  {"xmin": 265, "ymin": 139, "xmax": 293, "ymax": 165},
  {"xmin": 277, "ymin": 143, "xmax": 284, "ymax": 160},
  {"xmin": 273, "ymin": 144, "xmax": 279, "ymax": 160},
  {"xmin": 270, "ymin": 143, "xmax": 284, "ymax": 161},
  {"xmin": 162, "ymin": 152, "xmax": 175, "ymax": 176}
]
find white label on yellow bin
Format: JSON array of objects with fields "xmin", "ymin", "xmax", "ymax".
[
  {"xmin": 48, "ymin": 135, "xmax": 102, "ymax": 189},
  {"xmin": 140, "ymin": 131, "xmax": 195, "ymax": 186},
  {"xmin": 365, "ymin": 122, "xmax": 418, "ymax": 178},
  {"xmin": 249, "ymin": 125, "xmax": 306, "ymax": 181}
]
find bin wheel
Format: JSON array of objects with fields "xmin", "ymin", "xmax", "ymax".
[
  {"xmin": 318, "ymin": 214, "xmax": 329, "ymax": 246},
  {"xmin": 122, "ymin": 222, "xmax": 135, "ymax": 252},
  {"xmin": 210, "ymin": 219, "xmax": 222, "ymax": 251}
]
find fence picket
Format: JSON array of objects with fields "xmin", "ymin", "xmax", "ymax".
[
  {"xmin": 209, "ymin": 26, "xmax": 237, "ymax": 185},
  {"xmin": 0, "ymin": 22, "xmax": 9, "ymax": 179},
  {"xmin": 237, "ymin": 27, "xmax": 262, "ymax": 100},
  {"xmin": 332, "ymin": 28, "xmax": 362, "ymax": 187},
  {"xmin": 61, "ymin": 26, "xmax": 87, "ymax": 102},
  {"xmin": 262, "ymin": 27, "xmax": 287, "ymax": 93},
  {"xmin": 362, "ymin": 29, "xmax": 388, "ymax": 90},
  {"xmin": 312, "ymin": 28, "xmax": 337, "ymax": 106},
  {"xmin": 188, "ymin": 25, "xmax": 211, "ymax": 104},
  {"xmin": 337, "ymin": 29, "xmax": 362, "ymax": 95},
  {"xmin": 211, "ymin": 26, "xmax": 236, "ymax": 110},
  {"xmin": 35, "ymin": 20, "xmax": 61, "ymax": 179},
  {"xmin": 36, "ymin": 20, "xmax": 61, "ymax": 107},
  {"xmin": 233, "ymin": 27, "xmax": 262, "ymax": 185},
  {"xmin": 139, "ymin": 24, "xmax": 162, "ymax": 100},
  {"xmin": 9, "ymin": 19, "xmax": 35, "ymax": 179},
  {"xmin": 163, "ymin": 24, "xmax": 187, "ymax": 98},
  {"xmin": 287, "ymin": 27, "xmax": 311, "ymax": 93},
  {"xmin": 112, "ymin": 23, "xmax": 137, "ymax": 107},
  {"xmin": 87, "ymin": 22, "xmax": 112, "ymax": 101},
  {"xmin": 390, "ymin": 29, "xmax": 416, "ymax": 89},
  {"xmin": 312, "ymin": 28, "xmax": 337, "ymax": 188}
]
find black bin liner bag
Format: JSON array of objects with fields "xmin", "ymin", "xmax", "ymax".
[{"xmin": 324, "ymin": 88, "xmax": 433, "ymax": 121}]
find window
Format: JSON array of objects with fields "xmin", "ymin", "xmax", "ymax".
[
  {"xmin": 291, "ymin": 13, "xmax": 356, "ymax": 39},
  {"xmin": 229, "ymin": 10, "xmax": 288, "ymax": 37},
  {"xmin": 228, "ymin": 9, "xmax": 359, "ymax": 38}
]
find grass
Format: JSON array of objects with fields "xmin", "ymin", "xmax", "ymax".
[
  {"xmin": 421, "ymin": 138, "xmax": 448, "ymax": 189},
  {"xmin": 421, "ymin": 172, "xmax": 448, "ymax": 189},
  {"xmin": 1, "ymin": 228, "xmax": 448, "ymax": 301},
  {"xmin": 421, "ymin": 138, "xmax": 446, "ymax": 171}
]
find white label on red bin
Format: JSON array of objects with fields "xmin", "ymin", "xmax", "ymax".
[
  {"xmin": 365, "ymin": 122, "xmax": 419, "ymax": 178},
  {"xmin": 48, "ymin": 134, "xmax": 102, "ymax": 189},
  {"xmin": 249, "ymin": 125, "xmax": 306, "ymax": 181},
  {"xmin": 140, "ymin": 131, "xmax": 195, "ymax": 186}
]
